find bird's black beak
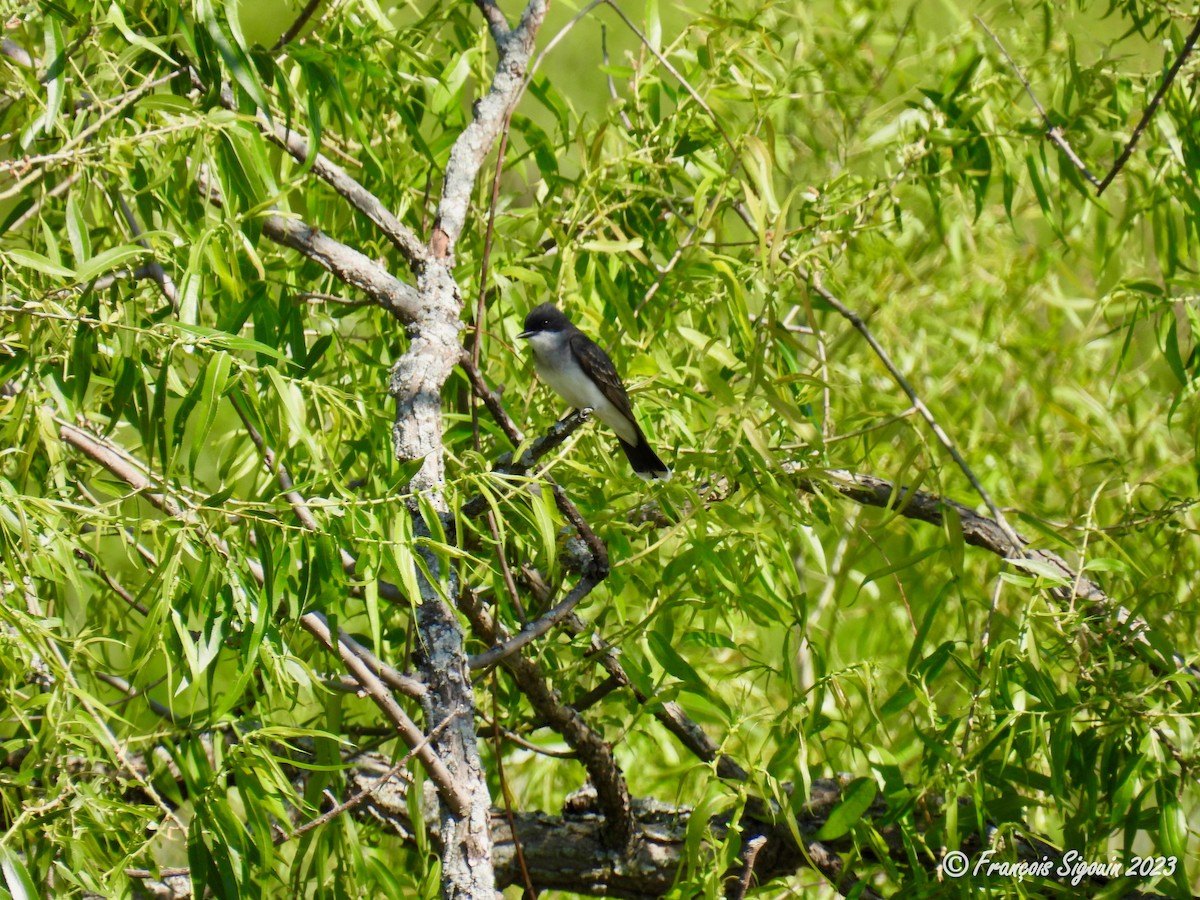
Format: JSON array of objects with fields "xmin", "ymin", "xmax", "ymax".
[{"xmin": 517, "ymin": 330, "xmax": 532, "ymax": 340}]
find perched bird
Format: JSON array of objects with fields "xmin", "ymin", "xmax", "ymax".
[{"xmin": 518, "ymin": 303, "xmax": 671, "ymax": 481}]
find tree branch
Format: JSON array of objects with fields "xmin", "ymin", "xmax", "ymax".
[
  {"xmin": 199, "ymin": 74, "xmax": 428, "ymax": 271},
  {"xmin": 1096, "ymin": 13, "xmax": 1200, "ymax": 194},
  {"xmin": 789, "ymin": 466, "xmax": 1199, "ymax": 680},
  {"xmin": 194, "ymin": 164, "xmax": 419, "ymax": 319},
  {"xmin": 431, "ymin": 0, "xmax": 549, "ymax": 258},
  {"xmin": 272, "ymin": 0, "xmax": 326, "ymax": 51},
  {"xmin": 56, "ymin": 421, "xmax": 463, "ymax": 807},
  {"xmin": 459, "ymin": 588, "xmax": 636, "ymax": 851},
  {"xmin": 261, "ymin": 215, "xmax": 420, "ymax": 320},
  {"xmin": 975, "ymin": 16, "xmax": 1101, "ymax": 188}
]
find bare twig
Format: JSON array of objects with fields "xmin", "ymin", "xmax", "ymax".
[
  {"xmin": 1096, "ymin": 14, "xmax": 1200, "ymax": 194},
  {"xmin": 334, "ymin": 626, "xmax": 426, "ymax": 699},
  {"xmin": 114, "ymin": 189, "xmax": 179, "ymax": 310},
  {"xmin": 272, "ymin": 0, "xmax": 325, "ymax": 51},
  {"xmin": 470, "ymin": 111, "xmax": 512, "ymax": 372},
  {"xmin": 473, "ymin": 0, "xmax": 512, "ymax": 44},
  {"xmin": 975, "ymin": 16, "xmax": 1101, "ymax": 188},
  {"xmin": 1, "ymin": 38, "xmax": 33, "ymax": 69},
  {"xmin": 557, "ymin": 612, "xmax": 750, "ymax": 782},
  {"xmin": 469, "ymin": 576, "xmax": 601, "ymax": 670},
  {"xmin": 4, "ymin": 171, "xmax": 81, "ymax": 235}
]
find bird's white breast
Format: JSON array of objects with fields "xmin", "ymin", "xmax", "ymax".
[{"xmin": 526, "ymin": 332, "xmax": 638, "ymax": 444}]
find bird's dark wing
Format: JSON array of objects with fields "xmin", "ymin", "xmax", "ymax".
[{"xmin": 567, "ymin": 331, "xmax": 637, "ymax": 421}]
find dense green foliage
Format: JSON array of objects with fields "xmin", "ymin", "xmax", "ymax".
[{"xmin": 1, "ymin": 0, "xmax": 1198, "ymax": 896}]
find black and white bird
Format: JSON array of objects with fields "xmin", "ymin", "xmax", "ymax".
[{"xmin": 518, "ymin": 303, "xmax": 671, "ymax": 481}]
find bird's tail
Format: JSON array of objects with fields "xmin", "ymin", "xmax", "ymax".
[{"xmin": 618, "ymin": 432, "xmax": 671, "ymax": 482}]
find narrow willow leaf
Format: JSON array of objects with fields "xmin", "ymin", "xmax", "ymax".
[
  {"xmin": 75, "ymin": 244, "xmax": 150, "ymax": 284},
  {"xmin": 6, "ymin": 248, "xmax": 74, "ymax": 278},
  {"xmin": 0, "ymin": 848, "xmax": 37, "ymax": 900}
]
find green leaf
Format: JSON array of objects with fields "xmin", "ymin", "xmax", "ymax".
[
  {"xmin": 0, "ymin": 848, "xmax": 37, "ymax": 900},
  {"xmin": 199, "ymin": 0, "xmax": 272, "ymax": 119},
  {"xmin": 815, "ymin": 778, "xmax": 878, "ymax": 841},
  {"xmin": 172, "ymin": 323, "xmax": 294, "ymax": 366},
  {"xmin": 5, "ymin": 248, "xmax": 74, "ymax": 278},
  {"xmin": 189, "ymin": 350, "xmax": 233, "ymax": 475},
  {"xmin": 647, "ymin": 630, "xmax": 705, "ymax": 693},
  {"xmin": 107, "ymin": 3, "xmax": 179, "ymax": 64},
  {"xmin": 75, "ymin": 244, "xmax": 150, "ymax": 284}
]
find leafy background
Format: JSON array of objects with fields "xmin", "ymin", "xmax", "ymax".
[{"xmin": 1, "ymin": 0, "xmax": 1198, "ymax": 896}]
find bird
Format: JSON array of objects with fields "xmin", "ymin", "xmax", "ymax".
[{"xmin": 518, "ymin": 303, "xmax": 671, "ymax": 481}]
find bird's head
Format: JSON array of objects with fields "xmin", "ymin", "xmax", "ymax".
[{"xmin": 518, "ymin": 303, "xmax": 572, "ymax": 340}]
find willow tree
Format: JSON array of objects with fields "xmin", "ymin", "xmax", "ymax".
[{"xmin": 1, "ymin": 0, "xmax": 1198, "ymax": 897}]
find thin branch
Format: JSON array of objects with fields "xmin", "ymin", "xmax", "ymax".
[
  {"xmin": 492, "ymin": 680, "xmax": 538, "ymax": 898},
  {"xmin": 459, "ymin": 588, "xmax": 636, "ymax": 850},
  {"xmin": 601, "ymin": 23, "xmax": 635, "ymax": 132},
  {"xmin": 300, "ymin": 611, "xmax": 469, "ymax": 815},
  {"xmin": 459, "ymin": 364, "xmax": 593, "ymax": 519},
  {"xmin": 468, "ymin": 576, "xmax": 601, "ymax": 669},
  {"xmin": 974, "ymin": 16, "xmax": 1101, "ymax": 188},
  {"xmin": 789, "ymin": 466, "xmax": 1199, "ymax": 680},
  {"xmin": 294, "ymin": 290, "xmax": 371, "ymax": 307},
  {"xmin": 335, "ymin": 626, "xmax": 426, "ymax": 700},
  {"xmin": 272, "ymin": 0, "xmax": 325, "ymax": 51},
  {"xmin": 473, "ymin": 0, "xmax": 512, "ymax": 44},
  {"xmin": 732, "ymin": 201, "xmax": 1026, "ymax": 554},
  {"xmin": 558, "ymin": 612, "xmax": 750, "ymax": 782},
  {"xmin": 470, "ymin": 117, "xmax": 512, "ymax": 373},
  {"xmin": 1096, "ymin": 13, "xmax": 1200, "ymax": 194},
  {"xmin": 1, "ymin": 38, "xmax": 33, "ymax": 69},
  {"xmin": 73, "ymin": 548, "xmax": 149, "ymax": 616},
  {"xmin": 280, "ymin": 707, "xmax": 460, "ymax": 842},
  {"xmin": 262, "ymin": 121, "xmax": 428, "ymax": 269},
  {"xmin": 114, "ymin": 189, "xmax": 179, "ymax": 310}
]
